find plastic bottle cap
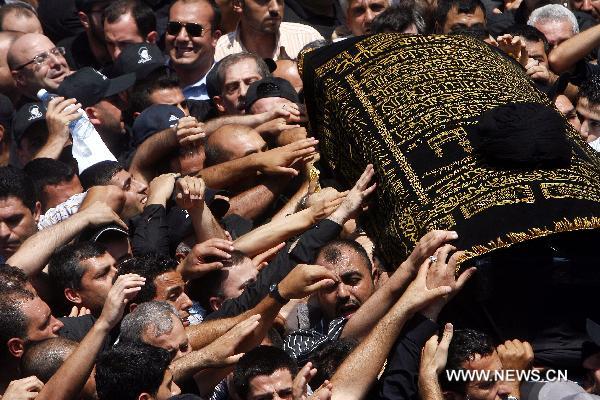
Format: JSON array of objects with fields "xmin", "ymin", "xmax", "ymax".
[{"xmin": 36, "ymin": 88, "xmax": 48, "ymax": 100}]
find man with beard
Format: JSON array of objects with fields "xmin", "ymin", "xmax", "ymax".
[
  {"xmin": 7, "ymin": 33, "xmax": 71, "ymax": 104},
  {"xmin": 214, "ymin": 0, "xmax": 323, "ymax": 61},
  {"xmin": 58, "ymin": 0, "xmax": 112, "ymax": 70}
]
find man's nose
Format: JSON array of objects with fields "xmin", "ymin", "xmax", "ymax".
[
  {"xmin": 268, "ymin": 0, "xmax": 281, "ymax": 15},
  {"xmin": 0, "ymin": 222, "xmax": 10, "ymax": 239},
  {"xmin": 582, "ymin": 0, "xmax": 593, "ymax": 11},
  {"xmin": 180, "ymin": 292, "xmax": 193, "ymax": 310},
  {"xmin": 337, "ymin": 283, "xmax": 350, "ymax": 299}
]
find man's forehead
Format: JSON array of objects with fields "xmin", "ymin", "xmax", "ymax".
[
  {"xmin": 578, "ymin": 97, "xmax": 600, "ymax": 117},
  {"xmin": 170, "ymin": 0, "xmax": 214, "ymax": 22},
  {"xmin": 317, "ymin": 249, "xmax": 370, "ymax": 274},
  {"xmin": 225, "ymin": 59, "xmax": 260, "ymax": 82},
  {"xmin": 0, "ymin": 196, "xmax": 30, "ymax": 215},
  {"xmin": 155, "ymin": 270, "xmax": 184, "ymax": 287},
  {"xmin": 11, "ymin": 35, "xmax": 54, "ymax": 61},
  {"xmin": 463, "ymin": 351, "xmax": 502, "ymax": 372},
  {"xmin": 349, "ymin": 0, "xmax": 389, "ymax": 8}
]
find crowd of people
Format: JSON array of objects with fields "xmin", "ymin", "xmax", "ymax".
[{"xmin": 0, "ymin": 0, "xmax": 599, "ymax": 399}]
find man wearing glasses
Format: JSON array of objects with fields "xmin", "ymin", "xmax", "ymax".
[
  {"xmin": 7, "ymin": 33, "xmax": 71, "ymax": 102},
  {"xmin": 165, "ymin": 0, "xmax": 222, "ymax": 101}
]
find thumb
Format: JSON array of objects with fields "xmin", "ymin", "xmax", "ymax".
[
  {"xmin": 424, "ymin": 286, "xmax": 452, "ymax": 302},
  {"xmin": 276, "ymin": 167, "xmax": 300, "ymax": 176},
  {"xmin": 224, "ymin": 353, "xmax": 244, "ymax": 365}
]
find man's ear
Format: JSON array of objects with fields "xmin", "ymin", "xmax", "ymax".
[
  {"xmin": 147, "ymin": 31, "xmax": 158, "ymax": 44},
  {"xmin": 85, "ymin": 106, "xmax": 101, "ymax": 126},
  {"xmin": 209, "ymin": 296, "xmax": 222, "ymax": 312},
  {"xmin": 78, "ymin": 11, "xmax": 90, "ymax": 29},
  {"xmin": 138, "ymin": 393, "xmax": 152, "ymax": 400},
  {"xmin": 33, "ymin": 201, "xmax": 41, "ymax": 223},
  {"xmin": 64, "ymin": 288, "xmax": 83, "ymax": 304},
  {"xmin": 213, "ymin": 96, "xmax": 226, "ymax": 114},
  {"xmin": 211, "ymin": 29, "xmax": 222, "ymax": 47},
  {"xmin": 7, "ymin": 338, "xmax": 26, "ymax": 358},
  {"xmin": 129, "ymin": 302, "xmax": 138, "ymax": 313},
  {"xmin": 11, "ymin": 70, "xmax": 25, "ymax": 88}
]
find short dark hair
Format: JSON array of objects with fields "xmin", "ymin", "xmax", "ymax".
[
  {"xmin": 78, "ymin": 161, "xmax": 124, "ymax": 190},
  {"xmin": 186, "ymin": 250, "xmax": 249, "ymax": 310},
  {"xmin": 449, "ymin": 24, "xmax": 490, "ymax": 40},
  {"xmin": 371, "ymin": 2, "xmax": 425, "ymax": 34},
  {"xmin": 96, "ymin": 342, "xmax": 171, "ymax": 400},
  {"xmin": 103, "ymin": 0, "xmax": 156, "ymax": 38},
  {"xmin": 0, "ymin": 166, "xmax": 37, "ymax": 212},
  {"xmin": 579, "ymin": 73, "xmax": 600, "ymax": 107},
  {"xmin": 169, "ymin": 0, "xmax": 221, "ymax": 31},
  {"xmin": 23, "ymin": 158, "xmax": 77, "ymax": 203},
  {"xmin": 128, "ymin": 72, "xmax": 181, "ymax": 116},
  {"xmin": 117, "ymin": 254, "xmax": 179, "ymax": 304},
  {"xmin": 309, "ymin": 338, "xmax": 358, "ymax": 389},
  {"xmin": 316, "ymin": 239, "xmax": 373, "ymax": 271},
  {"xmin": 49, "ymin": 241, "xmax": 107, "ymax": 291},
  {"xmin": 20, "ymin": 337, "xmax": 78, "ymax": 383},
  {"xmin": 0, "ymin": 3, "xmax": 37, "ymax": 31},
  {"xmin": 507, "ymin": 24, "xmax": 550, "ymax": 53},
  {"xmin": 232, "ymin": 346, "xmax": 298, "ymax": 399},
  {"xmin": 436, "ymin": 0, "xmax": 485, "ymax": 29},
  {"xmin": 440, "ymin": 329, "xmax": 495, "ymax": 393},
  {"xmin": 0, "ymin": 265, "xmax": 35, "ymax": 359}
]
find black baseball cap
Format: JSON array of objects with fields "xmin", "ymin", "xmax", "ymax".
[
  {"xmin": 108, "ymin": 43, "xmax": 167, "ymax": 81},
  {"xmin": 245, "ymin": 77, "xmax": 299, "ymax": 112},
  {"xmin": 78, "ymin": 223, "xmax": 129, "ymax": 244},
  {"xmin": 57, "ymin": 67, "xmax": 136, "ymax": 108},
  {"xmin": 0, "ymin": 94, "xmax": 14, "ymax": 132},
  {"xmin": 132, "ymin": 104, "xmax": 185, "ymax": 147},
  {"xmin": 12, "ymin": 102, "xmax": 46, "ymax": 145}
]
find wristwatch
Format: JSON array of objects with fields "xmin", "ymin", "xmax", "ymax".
[{"xmin": 269, "ymin": 284, "xmax": 289, "ymax": 305}]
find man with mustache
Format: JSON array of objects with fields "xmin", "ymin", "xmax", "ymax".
[{"xmin": 214, "ymin": 0, "xmax": 323, "ymax": 61}]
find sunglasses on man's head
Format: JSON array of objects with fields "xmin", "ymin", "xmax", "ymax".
[{"xmin": 167, "ymin": 21, "xmax": 206, "ymax": 37}]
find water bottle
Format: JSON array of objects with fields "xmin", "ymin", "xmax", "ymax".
[{"xmin": 37, "ymin": 89, "xmax": 116, "ymax": 172}]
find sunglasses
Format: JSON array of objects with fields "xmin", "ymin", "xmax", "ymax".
[{"xmin": 167, "ymin": 21, "xmax": 206, "ymax": 37}]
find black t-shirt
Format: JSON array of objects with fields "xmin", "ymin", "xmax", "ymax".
[
  {"xmin": 58, "ymin": 32, "xmax": 105, "ymax": 71},
  {"xmin": 37, "ymin": 0, "xmax": 83, "ymax": 44},
  {"xmin": 283, "ymin": 1, "xmax": 344, "ymax": 39}
]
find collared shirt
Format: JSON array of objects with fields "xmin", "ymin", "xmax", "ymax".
[
  {"xmin": 181, "ymin": 63, "xmax": 215, "ymax": 101},
  {"xmin": 214, "ymin": 22, "xmax": 324, "ymax": 61}
]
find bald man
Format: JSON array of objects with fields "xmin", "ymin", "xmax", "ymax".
[
  {"xmin": 0, "ymin": 31, "xmax": 21, "ymax": 104},
  {"xmin": 7, "ymin": 33, "xmax": 71, "ymax": 99},
  {"xmin": 273, "ymin": 59, "xmax": 303, "ymax": 93},
  {"xmin": 0, "ymin": 4, "xmax": 43, "ymax": 34},
  {"xmin": 204, "ymin": 124, "xmax": 268, "ymax": 167}
]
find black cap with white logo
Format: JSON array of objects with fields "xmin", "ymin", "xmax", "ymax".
[
  {"xmin": 132, "ymin": 104, "xmax": 185, "ymax": 147},
  {"xmin": 108, "ymin": 43, "xmax": 167, "ymax": 80},
  {"xmin": 57, "ymin": 67, "xmax": 136, "ymax": 108},
  {"xmin": 12, "ymin": 102, "xmax": 47, "ymax": 145}
]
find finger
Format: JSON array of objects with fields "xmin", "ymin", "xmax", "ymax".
[
  {"xmin": 437, "ymin": 244, "xmax": 456, "ymax": 266},
  {"xmin": 112, "ymin": 214, "xmax": 129, "ymax": 230},
  {"xmin": 438, "ymin": 323, "xmax": 454, "ymax": 353},
  {"xmin": 203, "ymin": 247, "xmax": 232, "ymax": 259},
  {"xmin": 223, "ymin": 353, "xmax": 244, "ymax": 365},
  {"xmin": 69, "ymin": 306, "xmax": 78, "ymax": 317},
  {"xmin": 424, "ymin": 285, "xmax": 453, "ymax": 302},
  {"xmin": 305, "ymin": 278, "xmax": 336, "ymax": 292},
  {"xmin": 275, "ymin": 166, "xmax": 300, "ymax": 176},
  {"xmin": 422, "ymin": 334, "xmax": 439, "ymax": 359},
  {"xmin": 455, "ymin": 266, "xmax": 477, "ymax": 290}
]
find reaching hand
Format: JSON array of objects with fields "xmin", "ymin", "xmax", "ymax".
[
  {"xmin": 252, "ymin": 242, "xmax": 286, "ymax": 270},
  {"xmin": 293, "ymin": 362, "xmax": 318, "ymax": 400},
  {"xmin": 174, "ymin": 176, "xmax": 205, "ymax": 210},
  {"xmin": 97, "ymin": 273, "xmax": 145, "ymax": 331},
  {"xmin": 310, "ymin": 381, "xmax": 333, "ymax": 400},
  {"xmin": 77, "ymin": 201, "xmax": 128, "ymax": 230},
  {"xmin": 278, "ymin": 264, "xmax": 337, "ymax": 300},
  {"xmin": 329, "ymin": 164, "xmax": 376, "ymax": 224},
  {"xmin": 420, "ymin": 248, "xmax": 476, "ymax": 320},
  {"xmin": 497, "ymin": 339, "xmax": 534, "ymax": 372},
  {"xmin": 67, "ymin": 306, "xmax": 91, "ymax": 317},
  {"xmin": 256, "ymin": 117, "xmax": 301, "ymax": 137},
  {"xmin": 495, "ymin": 34, "xmax": 528, "ymax": 67},
  {"xmin": 201, "ymin": 315, "xmax": 261, "ymax": 367},
  {"xmin": 176, "ymin": 116, "xmax": 206, "ymax": 146},
  {"xmin": 146, "ymin": 173, "xmax": 179, "ymax": 206},
  {"xmin": 397, "ymin": 230, "xmax": 459, "ymax": 279},
  {"xmin": 308, "ymin": 192, "xmax": 346, "ymax": 223},
  {"xmin": 177, "ymin": 238, "xmax": 234, "ymax": 280},
  {"xmin": 419, "ymin": 323, "xmax": 454, "ymax": 378},
  {"xmin": 396, "ymin": 255, "xmax": 454, "ymax": 314},
  {"xmin": 525, "ymin": 59, "xmax": 557, "ymax": 85},
  {"xmin": 256, "ymin": 138, "xmax": 318, "ymax": 176},
  {"xmin": 2, "ymin": 376, "xmax": 44, "ymax": 400}
]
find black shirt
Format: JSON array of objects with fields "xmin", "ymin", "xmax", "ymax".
[
  {"xmin": 284, "ymin": 1, "xmax": 345, "ymax": 40},
  {"xmin": 58, "ymin": 32, "xmax": 105, "ymax": 71}
]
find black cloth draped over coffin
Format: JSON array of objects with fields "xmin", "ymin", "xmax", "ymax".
[{"xmin": 299, "ymin": 33, "xmax": 600, "ymax": 268}]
